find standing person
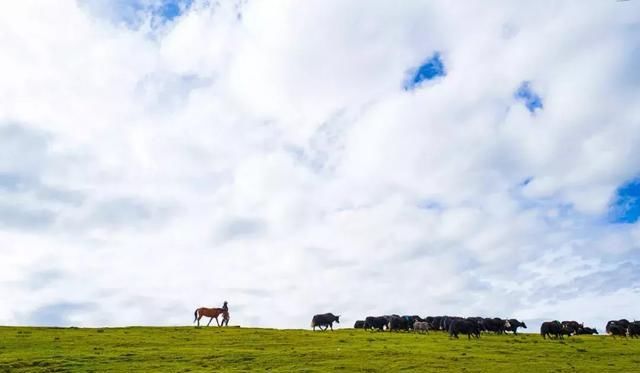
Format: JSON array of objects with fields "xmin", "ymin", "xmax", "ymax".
[{"xmin": 221, "ymin": 301, "xmax": 230, "ymax": 326}]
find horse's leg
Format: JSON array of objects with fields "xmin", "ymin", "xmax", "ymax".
[
  {"xmin": 207, "ymin": 317, "xmax": 213, "ymax": 327},
  {"xmin": 329, "ymin": 323, "xmax": 333, "ymax": 331},
  {"xmin": 215, "ymin": 316, "xmax": 220, "ymax": 327}
]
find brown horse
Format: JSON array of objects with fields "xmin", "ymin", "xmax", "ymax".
[{"xmin": 194, "ymin": 302, "xmax": 230, "ymax": 327}]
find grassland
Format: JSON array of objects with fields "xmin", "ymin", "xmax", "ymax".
[{"xmin": 1, "ymin": 326, "xmax": 639, "ymax": 372}]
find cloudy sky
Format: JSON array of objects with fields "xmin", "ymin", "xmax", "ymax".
[{"xmin": 1, "ymin": 0, "xmax": 639, "ymax": 331}]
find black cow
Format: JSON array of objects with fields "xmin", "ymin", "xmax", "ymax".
[
  {"xmin": 363, "ymin": 316, "xmax": 388, "ymax": 331},
  {"xmin": 442, "ymin": 316, "xmax": 462, "ymax": 332},
  {"xmin": 575, "ymin": 327, "xmax": 598, "ymax": 335},
  {"xmin": 311, "ymin": 313, "xmax": 340, "ymax": 331},
  {"xmin": 466, "ymin": 317, "xmax": 484, "ymax": 331},
  {"xmin": 606, "ymin": 320, "xmax": 630, "ymax": 336},
  {"xmin": 449, "ymin": 319, "xmax": 480, "ymax": 340},
  {"xmin": 541, "ymin": 321, "xmax": 563, "ymax": 339},
  {"xmin": 402, "ymin": 315, "xmax": 423, "ymax": 329},
  {"xmin": 354, "ymin": 320, "xmax": 365, "ymax": 329},
  {"xmin": 628, "ymin": 322, "xmax": 640, "ymax": 338},
  {"xmin": 505, "ymin": 319, "xmax": 527, "ymax": 335},
  {"xmin": 617, "ymin": 319, "xmax": 630, "ymax": 328},
  {"xmin": 607, "ymin": 319, "xmax": 630, "ymax": 331},
  {"xmin": 560, "ymin": 325, "xmax": 575, "ymax": 338},
  {"xmin": 483, "ymin": 318, "xmax": 509, "ymax": 334},
  {"xmin": 562, "ymin": 321, "xmax": 582, "ymax": 333},
  {"xmin": 388, "ymin": 315, "xmax": 410, "ymax": 332},
  {"xmin": 430, "ymin": 316, "xmax": 443, "ymax": 331},
  {"xmin": 607, "ymin": 324, "xmax": 627, "ymax": 337}
]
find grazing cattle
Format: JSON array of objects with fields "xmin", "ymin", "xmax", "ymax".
[
  {"xmin": 607, "ymin": 323, "xmax": 627, "ymax": 338},
  {"xmin": 627, "ymin": 322, "xmax": 640, "ymax": 338},
  {"xmin": 606, "ymin": 320, "xmax": 630, "ymax": 336},
  {"xmin": 402, "ymin": 315, "xmax": 423, "ymax": 329},
  {"xmin": 354, "ymin": 320, "xmax": 365, "ymax": 329},
  {"xmin": 413, "ymin": 321, "xmax": 430, "ymax": 333},
  {"xmin": 466, "ymin": 317, "xmax": 485, "ymax": 332},
  {"xmin": 311, "ymin": 313, "xmax": 340, "ymax": 331},
  {"xmin": 617, "ymin": 319, "xmax": 631, "ymax": 328},
  {"xmin": 575, "ymin": 327, "xmax": 598, "ymax": 335},
  {"xmin": 449, "ymin": 319, "xmax": 480, "ymax": 340},
  {"xmin": 483, "ymin": 318, "xmax": 509, "ymax": 334},
  {"xmin": 388, "ymin": 315, "xmax": 410, "ymax": 332},
  {"xmin": 607, "ymin": 319, "xmax": 630, "ymax": 332},
  {"xmin": 430, "ymin": 316, "xmax": 443, "ymax": 331},
  {"xmin": 505, "ymin": 319, "xmax": 527, "ymax": 335},
  {"xmin": 541, "ymin": 321, "xmax": 563, "ymax": 339},
  {"xmin": 560, "ymin": 325, "xmax": 575, "ymax": 338},
  {"xmin": 442, "ymin": 316, "xmax": 462, "ymax": 332},
  {"xmin": 562, "ymin": 321, "xmax": 583, "ymax": 333},
  {"xmin": 363, "ymin": 316, "xmax": 388, "ymax": 331}
]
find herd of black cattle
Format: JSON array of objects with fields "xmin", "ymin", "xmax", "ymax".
[{"xmin": 310, "ymin": 313, "xmax": 640, "ymax": 340}]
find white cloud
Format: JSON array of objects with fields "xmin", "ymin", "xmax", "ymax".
[{"xmin": 0, "ymin": 0, "xmax": 639, "ymax": 331}]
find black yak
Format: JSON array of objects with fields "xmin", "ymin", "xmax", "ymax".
[{"xmin": 311, "ymin": 313, "xmax": 340, "ymax": 331}]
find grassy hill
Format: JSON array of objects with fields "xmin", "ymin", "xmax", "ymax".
[{"xmin": 1, "ymin": 326, "xmax": 639, "ymax": 372}]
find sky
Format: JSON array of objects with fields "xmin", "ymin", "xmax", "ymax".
[{"xmin": 1, "ymin": 0, "xmax": 640, "ymax": 331}]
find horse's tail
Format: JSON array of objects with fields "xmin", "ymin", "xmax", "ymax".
[{"xmin": 193, "ymin": 308, "xmax": 199, "ymax": 323}]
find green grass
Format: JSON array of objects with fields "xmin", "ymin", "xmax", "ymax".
[{"xmin": 1, "ymin": 326, "xmax": 639, "ymax": 372}]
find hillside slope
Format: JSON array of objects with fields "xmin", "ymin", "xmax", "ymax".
[{"xmin": 1, "ymin": 326, "xmax": 639, "ymax": 372}]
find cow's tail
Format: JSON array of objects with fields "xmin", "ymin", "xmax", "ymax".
[{"xmin": 193, "ymin": 309, "xmax": 199, "ymax": 323}]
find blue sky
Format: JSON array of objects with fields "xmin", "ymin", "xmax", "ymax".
[
  {"xmin": 157, "ymin": 0, "xmax": 190, "ymax": 21},
  {"xmin": 404, "ymin": 53, "xmax": 446, "ymax": 90},
  {"xmin": 1, "ymin": 0, "xmax": 640, "ymax": 330},
  {"xmin": 514, "ymin": 81, "xmax": 543, "ymax": 113},
  {"xmin": 610, "ymin": 179, "xmax": 640, "ymax": 223}
]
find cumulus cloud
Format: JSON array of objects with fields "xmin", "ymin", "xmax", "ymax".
[{"xmin": 0, "ymin": 0, "xmax": 639, "ymax": 330}]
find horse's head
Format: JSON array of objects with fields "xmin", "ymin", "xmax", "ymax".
[{"xmin": 335, "ymin": 315, "xmax": 340, "ymax": 323}]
